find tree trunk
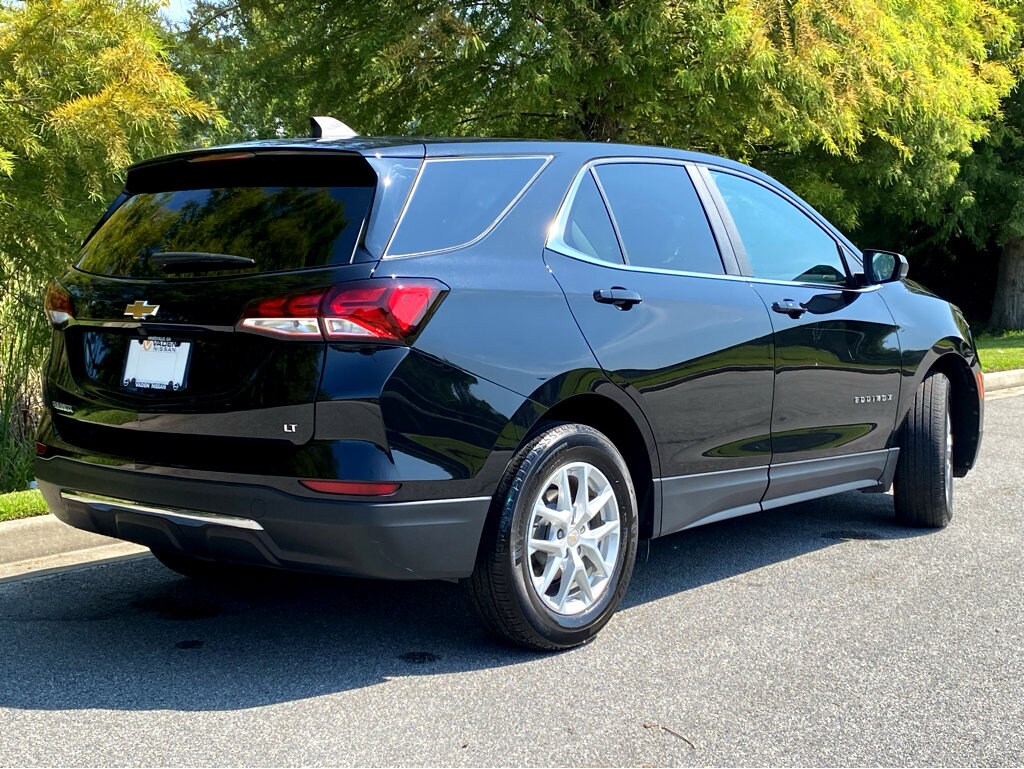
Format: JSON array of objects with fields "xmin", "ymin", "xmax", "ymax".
[{"xmin": 990, "ymin": 236, "xmax": 1024, "ymax": 331}]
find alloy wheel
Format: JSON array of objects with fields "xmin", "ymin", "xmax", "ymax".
[{"xmin": 525, "ymin": 461, "xmax": 621, "ymax": 616}]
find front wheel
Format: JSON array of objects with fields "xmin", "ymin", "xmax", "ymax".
[
  {"xmin": 463, "ymin": 423, "xmax": 639, "ymax": 651},
  {"xmin": 893, "ymin": 373, "xmax": 954, "ymax": 528}
]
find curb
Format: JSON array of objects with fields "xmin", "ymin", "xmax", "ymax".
[
  {"xmin": 1, "ymin": 367, "xmax": 1022, "ymax": 581},
  {"xmin": 985, "ymin": 368, "xmax": 1024, "ymax": 392},
  {"xmin": 0, "ymin": 513, "xmax": 147, "ymax": 580}
]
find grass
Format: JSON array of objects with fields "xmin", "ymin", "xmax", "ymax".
[
  {"xmin": 975, "ymin": 331, "xmax": 1024, "ymax": 373},
  {"xmin": 0, "ymin": 489, "xmax": 49, "ymax": 523}
]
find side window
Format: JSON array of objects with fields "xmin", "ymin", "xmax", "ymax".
[
  {"xmin": 593, "ymin": 163, "xmax": 724, "ymax": 275},
  {"xmin": 560, "ymin": 171, "xmax": 624, "ymax": 264},
  {"xmin": 710, "ymin": 171, "xmax": 848, "ymax": 285},
  {"xmin": 387, "ymin": 156, "xmax": 547, "ymax": 256}
]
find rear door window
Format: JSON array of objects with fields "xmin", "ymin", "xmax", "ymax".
[
  {"xmin": 593, "ymin": 163, "xmax": 724, "ymax": 275},
  {"xmin": 386, "ymin": 156, "xmax": 549, "ymax": 257},
  {"xmin": 77, "ymin": 152, "xmax": 376, "ymax": 279}
]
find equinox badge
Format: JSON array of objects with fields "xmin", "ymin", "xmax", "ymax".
[{"xmin": 124, "ymin": 300, "xmax": 160, "ymax": 320}]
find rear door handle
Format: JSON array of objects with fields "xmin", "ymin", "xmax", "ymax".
[
  {"xmin": 771, "ymin": 299, "xmax": 807, "ymax": 318},
  {"xmin": 594, "ymin": 287, "xmax": 643, "ymax": 310}
]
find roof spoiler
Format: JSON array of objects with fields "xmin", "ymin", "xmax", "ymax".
[{"xmin": 310, "ymin": 116, "xmax": 359, "ymax": 140}]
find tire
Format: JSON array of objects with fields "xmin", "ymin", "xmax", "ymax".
[
  {"xmin": 893, "ymin": 373, "xmax": 954, "ymax": 528},
  {"xmin": 150, "ymin": 549, "xmax": 265, "ymax": 583},
  {"xmin": 463, "ymin": 423, "xmax": 639, "ymax": 651}
]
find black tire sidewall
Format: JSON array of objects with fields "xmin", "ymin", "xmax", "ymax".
[
  {"xmin": 503, "ymin": 429, "xmax": 638, "ymax": 646},
  {"xmin": 894, "ymin": 372, "xmax": 954, "ymax": 527}
]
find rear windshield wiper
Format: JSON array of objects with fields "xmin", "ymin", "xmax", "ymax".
[{"xmin": 149, "ymin": 251, "xmax": 257, "ymax": 273}]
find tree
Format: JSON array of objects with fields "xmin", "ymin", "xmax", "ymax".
[
  {"xmin": 844, "ymin": 0, "xmax": 1024, "ymax": 329},
  {"xmin": 182, "ymin": 0, "xmax": 1014, "ymax": 230},
  {"xmin": 914, "ymin": 81, "xmax": 1024, "ymax": 330},
  {"xmin": 0, "ymin": 0, "xmax": 220, "ymax": 490}
]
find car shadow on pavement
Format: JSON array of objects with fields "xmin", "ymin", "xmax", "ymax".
[{"xmin": 0, "ymin": 491, "xmax": 932, "ymax": 712}]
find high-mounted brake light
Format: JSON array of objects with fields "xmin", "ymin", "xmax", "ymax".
[
  {"xmin": 44, "ymin": 280, "xmax": 74, "ymax": 327},
  {"xmin": 187, "ymin": 151, "xmax": 256, "ymax": 163},
  {"xmin": 238, "ymin": 279, "xmax": 447, "ymax": 342}
]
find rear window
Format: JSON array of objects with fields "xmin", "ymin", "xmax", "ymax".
[
  {"xmin": 77, "ymin": 152, "xmax": 376, "ymax": 278},
  {"xmin": 386, "ymin": 156, "xmax": 549, "ymax": 257}
]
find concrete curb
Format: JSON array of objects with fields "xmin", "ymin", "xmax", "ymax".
[
  {"xmin": 985, "ymin": 369, "xmax": 1024, "ymax": 392},
  {"xmin": 2, "ymin": 367, "xmax": 1022, "ymax": 580},
  {"xmin": 0, "ymin": 514, "xmax": 147, "ymax": 579}
]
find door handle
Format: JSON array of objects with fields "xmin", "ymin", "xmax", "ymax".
[
  {"xmin": 771, "ymin": 299, "xmax": 807, "ymax": 319},
  {"xmin": 594, "ymin": 287, "xmax": 643, "ymax": 310}
]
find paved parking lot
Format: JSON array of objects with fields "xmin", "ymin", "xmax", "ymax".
[{"xmin": 1, "ymin": 393, "xmax": 1021, "ymax": 767}]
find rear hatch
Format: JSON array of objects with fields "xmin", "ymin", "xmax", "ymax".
[{"xmin": 46, "ymin": 149, "xmax": 390, "ymax": 468}]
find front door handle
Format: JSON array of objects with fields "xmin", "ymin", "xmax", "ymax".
[
  {"xmin": 594, "ymin": 287, "xmax": 643, "ymax": 310},
  {"xmin": 771, "ymin": 299, "xmax": 807, "ymax": 319}
]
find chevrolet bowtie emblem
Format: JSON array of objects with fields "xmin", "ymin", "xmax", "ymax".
[{"xmin": 124, "ymin": 300, "xmax": 159, "ymax": 320}]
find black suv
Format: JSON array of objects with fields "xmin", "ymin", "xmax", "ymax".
[{"xmin": 36, "ymin": 121, "xmax": 984, "ymax": 650}]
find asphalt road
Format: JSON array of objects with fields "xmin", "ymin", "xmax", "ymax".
[{"xmin": 1, "ymin": 393, "xmax": 1022, "ymax": 767}]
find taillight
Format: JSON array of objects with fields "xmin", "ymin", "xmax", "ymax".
[
  {"xmin": 44, "ymin": 280, "xmax": 74, "ymax": 327},
  {"xmin": 321, "ymin": 282, "xmax": 440, "ymax": 341},
  {"xmin": 238, "ymin": 291, "xmax": 323, "ymax": 338},
  {"xmin": 238, "ymin": 279, "xmax": 447, "ymax": 342}
]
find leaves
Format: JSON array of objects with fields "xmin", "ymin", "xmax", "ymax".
[
  {"xmin": 179, "ymin": 0, "xmax": 1016, "ymax": 227},
  {"xmin": 0, "ymin": 0, "xmax": 220, "ymax": 491}
]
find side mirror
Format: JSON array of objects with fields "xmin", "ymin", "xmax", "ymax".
[{"xmin": 863, "ymin": 249, "xmax": 909, "ymax": 284}]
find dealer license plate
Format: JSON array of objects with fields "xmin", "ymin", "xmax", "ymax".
[{"xmin": 122, "ymin": 337, "xmax": 191, "ymax": 392}]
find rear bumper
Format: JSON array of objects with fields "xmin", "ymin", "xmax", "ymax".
[{"xmin": 34, "ymin": 456, "xmax": 490, "ymax": 580}]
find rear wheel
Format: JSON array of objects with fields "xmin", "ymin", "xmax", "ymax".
[
  {"xmin": 893, "ymin": 373, "xmax": 954, "ymax": 528},
  {"xmin": 463, "ymin": 423, "xmax": 639, "ymax": 651}
]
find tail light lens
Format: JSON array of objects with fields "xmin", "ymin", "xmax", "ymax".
[
  {"xmin": 238, "ymin": 279, "xmax": 447, "ymax": 342},
  {"xmin": 44, "ymin": 280, "xmax": 74, "ymax": 327},
  {"xmin": 238, "ymin": 291, "xmax": 323, "ymax": 338}
]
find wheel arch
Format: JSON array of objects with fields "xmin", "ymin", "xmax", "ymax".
[
  {"xmin": 521, "ymin": 388, "xmax": 661, "ymax": 540},
  {"xmin": 920, "ymin": 352, "xmax": 982, "ymax": 476}
]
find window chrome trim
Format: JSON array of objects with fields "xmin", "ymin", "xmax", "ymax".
[
  {"xmin": 382, "ymin": 154, "xmax": 553, "ymax": 260},
  {"xmin": 738, "ymin": 274, "xmax": 883, "ymax": 293},
  {"xmin": 546, "ymin": 156, "xmax": 730, "ymax": 278},
  {"xmin": 547, "ymin": 240, "xmax": 884, "ymax": 290},
  {"xmin": 589, "ymin": 167, "xmax": 630, "ymax": 264}
]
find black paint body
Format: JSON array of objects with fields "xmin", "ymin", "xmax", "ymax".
[{"xmin": 35, "ymin": 138, "xmax": 984, "ymax": 579}]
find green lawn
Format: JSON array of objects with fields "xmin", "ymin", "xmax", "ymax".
[
  {"xmin": 976, "ymin": 331, "xmax": 1024, "ymax": 373},
  {"xmin": 0, "ymin": 489, "xmax": 48, "ymax": 523}
]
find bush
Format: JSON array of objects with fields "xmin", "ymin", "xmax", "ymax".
[
  {"xmin": 0, "ymin": 272, "xmax": 47, "ymax": 493},
  {"xmin": 0, "ymin": 489, "xmax": 48, "ymax": 522}
]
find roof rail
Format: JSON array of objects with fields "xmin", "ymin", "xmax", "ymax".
[{"xmin": 309, "ymin": 116, "xmax": 359, "ymax": 140}]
